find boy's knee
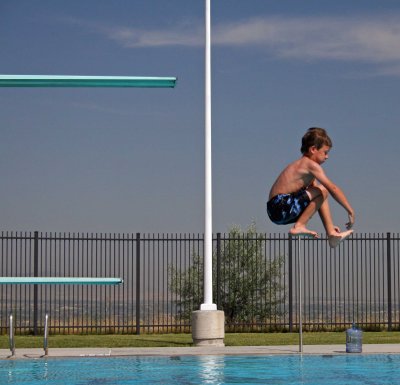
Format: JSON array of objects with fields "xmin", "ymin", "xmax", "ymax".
[
  {"xmin": 317, "ymin": 185, "xmax": 329, "ymax": 200},
  {"xmin": 307, "ymin": 185, "xmax": 328, "ymax": 201}
]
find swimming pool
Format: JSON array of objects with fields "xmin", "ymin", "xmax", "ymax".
[{"xmin": 1, "ymin": 354, "xmax": 400, "ymax": 384}]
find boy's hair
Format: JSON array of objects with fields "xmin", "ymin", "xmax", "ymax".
[{"xmin": 301, "ymin": 127, "xmax": 332, "ymax": 154}]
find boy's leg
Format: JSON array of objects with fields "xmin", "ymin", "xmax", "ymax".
[
  {"xmin": 289, "ymin": 186, "xmax": 324, "ymax": 237},
  {"xmin": 315, "ymin": 186, "xmax": 353, "ymax": 247},
  {"xmin": 290, "ymin": 185, "xmax": 353, "ymax": 246},
  {"xmin": 317, "ymin": 192, "xmax": 337, "ymax": 234}
]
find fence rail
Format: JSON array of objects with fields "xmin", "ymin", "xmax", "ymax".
[{"xmin": 0, "ymin": 231, "xmax": 399, "ymax": 334}]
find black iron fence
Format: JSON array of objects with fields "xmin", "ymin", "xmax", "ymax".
[{"xmin": 0, "ymin": 231, "xmax": 399, "ymax": 334}]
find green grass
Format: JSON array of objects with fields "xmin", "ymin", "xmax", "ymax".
[{"xmin": 1, "ymin": 332, "xmax": 400, "ymax": 349}]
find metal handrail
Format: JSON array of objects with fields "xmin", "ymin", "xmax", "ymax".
[
  {"xmin": 43, "ymin": 313, "xmax": 49, "ymax": 356},
  {"xmin": 9, "ymin": 314, "xmax": 15, "ymax": 357}
]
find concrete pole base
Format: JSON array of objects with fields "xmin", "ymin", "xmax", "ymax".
[{"xmin": 192, "ymin": 310, "xmax": 225, "ymax": 347}]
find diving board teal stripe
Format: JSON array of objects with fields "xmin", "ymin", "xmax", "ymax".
[
  {"xmin": 0, "ymin": 277, "xmax": 123, "ymax": 285},
  {"xmin": 0, "ymin": 75, "xmax": 177, "ymax": 88}
]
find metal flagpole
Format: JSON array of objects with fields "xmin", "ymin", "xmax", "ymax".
[
  {"xmin": 201, "ymin": 0, "xmax": 216, "ymax": 311},
  {"xmin": 192, "ymin": 0, "xmax": 225, "ymax": 346},
  {"xmin": 298, "ymin": 237, "xmax": 303, "ymax": 353},
  {"xmin": 191, "ymin": 0, "xmax": 223, "ymax": 348}
]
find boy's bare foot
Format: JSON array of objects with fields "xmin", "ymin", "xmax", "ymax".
[
  {"xmin": 289, "ymin": 226, "xmax": 318, "ymax": 238},
  {"xmin": 328, "ymin": 229, "xmax": 353, "ymax": 248}
]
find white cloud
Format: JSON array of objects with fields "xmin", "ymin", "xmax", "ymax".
[
  {"xmin": 106, "ymin": 24, "xmax": 203, "ymax": 48},
  {"xmin": 71, "ymin": 13, "xmax": 400, "ymax": 66},
  {"xmin": 216, "ymin": 15, "xmax": 400, "ymax": 65}
]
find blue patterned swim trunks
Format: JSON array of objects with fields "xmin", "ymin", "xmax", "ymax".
[{"xmin": 267, "ymin": 189, "xmax": 310, "ymax": 225}]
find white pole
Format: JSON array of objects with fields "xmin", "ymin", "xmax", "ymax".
[{"xmin": 201, "ymin": 0, "xmax": 216, "ymax": 311}]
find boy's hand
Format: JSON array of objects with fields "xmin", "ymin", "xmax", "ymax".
[{"xmin": 346, "ymin": 212, "xmax": 355, "ymax": 229}]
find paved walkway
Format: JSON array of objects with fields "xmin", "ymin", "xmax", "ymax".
[{"xmin": 1, "ymin": 344, "xmax": 400, "ymax": 359}]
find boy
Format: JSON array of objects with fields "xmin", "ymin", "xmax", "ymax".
[{"xmin": 267, "ymin": 127, "xmax": 354, "ymax": 248}]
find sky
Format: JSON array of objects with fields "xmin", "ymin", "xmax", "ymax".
[{"xmin": 1, "ymin": 0, "xmax": 400, "ymax": 235}]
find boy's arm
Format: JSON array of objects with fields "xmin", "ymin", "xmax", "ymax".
[{"xmin": 308, "ymin": 161, "xmax": 355, "ymax": 228}]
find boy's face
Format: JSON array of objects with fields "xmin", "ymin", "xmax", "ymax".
[{"xmin": 309, "ymin": 145, "xmax": 330, "ymax": 164}]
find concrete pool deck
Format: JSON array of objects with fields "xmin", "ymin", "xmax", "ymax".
[{"xmin": 2, "ymin": 344, "xmax": 400, "ymax": 359}]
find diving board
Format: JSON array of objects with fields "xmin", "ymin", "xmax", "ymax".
[
  {"xmin": 0, "ymin": 277, "xmax": 123, "ymax": 285},
  {"xmin": 0, "ymin": 75, "xmax": 177, "ymax": 88}
]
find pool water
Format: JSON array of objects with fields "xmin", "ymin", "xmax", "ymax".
[{"xmin": 1, "ymin": 354, "xmax": 400, "ymax": 385}]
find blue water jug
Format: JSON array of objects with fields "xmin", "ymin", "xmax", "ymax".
[{"xmin": 346, "ymin": 323, "xmax": 362, "ymax": 353}]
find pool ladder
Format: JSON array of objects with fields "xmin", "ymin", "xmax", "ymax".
[
  {"xmin": 8, "ymin": 313, "xmax": 49, "ymax": 357},
  {"xmin": 9, "ymin": 314, "xmax": 15, "ymax": 357},
  {"xmin": 43, "ymin": 313, "xmax": 49, "ymax": 356}
]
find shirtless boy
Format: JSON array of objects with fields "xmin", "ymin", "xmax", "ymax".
[{"xmin": 267, "ymin": 127, "xmax": 354, "ymax": 248}]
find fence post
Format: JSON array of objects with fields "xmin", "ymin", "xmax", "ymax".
[
  {"xmin": 33, "ymin": 231, "xmax": 39, "ymax": 336},
  {"xmin": 216, "ymin": 233, "xmax": 221, "ymax": 309},
  {"xmin": 136, "ymin": 233, "xmax": 141, "ymax": 335},
  {"xmin": 387, "ymin": 232, "xmax": 392, "ymax": 331},
  {"xmin": 288, "ymin": 234, "xmax": 293, "ymax": 332}
]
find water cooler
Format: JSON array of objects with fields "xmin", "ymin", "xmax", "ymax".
[{"xmin": 346, "ymin": 323, "xmax": 362, "ymax": 353}]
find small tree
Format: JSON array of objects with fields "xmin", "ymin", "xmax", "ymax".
[{"xmin": 169, "ymin": 223, "xmax": 286, "ymax": 326}]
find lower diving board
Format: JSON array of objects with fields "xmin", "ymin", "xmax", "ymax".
[{"xmin": 0, "ymin": 277, "xmax": 123, "ymax": 285}]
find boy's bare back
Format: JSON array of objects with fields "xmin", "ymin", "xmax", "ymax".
[{"xmin": 269, "ymin": 157, "xmax": 317, "ymax": 200}]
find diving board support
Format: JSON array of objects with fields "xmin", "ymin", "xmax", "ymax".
[
  {"xmin": 0, "ymin": 277, "xmax": 123, "ymax": 285},
  {"xmin": 0, "ymin": 75, "xmax": 177, "ymax": 88}
]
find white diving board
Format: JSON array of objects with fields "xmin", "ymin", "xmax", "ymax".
[
  {"xmin": 0, "ymin": 75, "xmax": 177, "ymax": 88},
  {"xmin": 0, "ymin": 277, "xmax": 123, "ymax": 285}
]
